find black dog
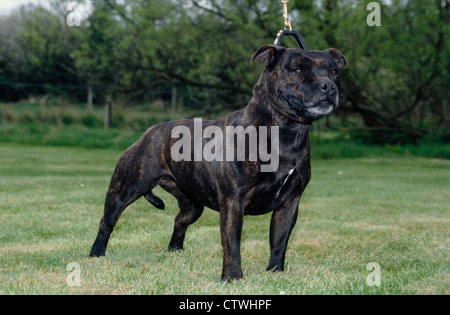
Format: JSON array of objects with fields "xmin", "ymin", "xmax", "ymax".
[{"xmin": 90, "ymin": 45, "xmax": 347, "ymax": 281}]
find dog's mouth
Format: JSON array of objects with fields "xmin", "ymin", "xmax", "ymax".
[
  {"xmin": 281, "ymin": 94, "xmax": 338, "ymax": 120},
  {"xmin": 308, "ymin": 99, "xmax": 337, "ymax": 116}
]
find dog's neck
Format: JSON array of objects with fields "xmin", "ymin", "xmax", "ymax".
[{"xmin": 244, "ymin": 80, "xmax": 311, "ymax": 152}]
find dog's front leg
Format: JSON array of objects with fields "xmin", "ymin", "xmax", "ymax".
[
  {"xmin": 267, "ymin": 196, "xmax": 301, "ymax": 272},
  {"xmin": 220, "ymin": 201, "xmax": 244, "ymax": 281}
]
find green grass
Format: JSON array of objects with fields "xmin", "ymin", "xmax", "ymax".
[{"xmin": 0, "ymin": 144, "xmax": 449, "ymax": 294}]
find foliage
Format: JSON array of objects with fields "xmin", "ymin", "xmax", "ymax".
[{"xmin": 0, "ymin": 0, "xmax": 448, "ymax": 143}]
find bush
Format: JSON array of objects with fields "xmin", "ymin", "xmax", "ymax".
[
  {"xmin": 81, "ymin": 114, "xmax": 101, "ymax": 128},
  {"xmin": 61, "ymin": 115, "xmax": 75, "ymax": 125},
  {"xmin": 349, "ymin": 130, "xmax": 416, "ymax": 145}
]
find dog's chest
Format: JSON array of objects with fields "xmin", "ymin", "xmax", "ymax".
[
  {"xmin": 240, "ymin": 128, "xmax": 311, "ymax": 214},
  {"xmin": 243, "ymin": 158, "xmax": 310, "ymax": 215}
]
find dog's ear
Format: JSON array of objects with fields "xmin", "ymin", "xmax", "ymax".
[
  {"xmin": 251, "ymin": 45, "xmax": 285, "ymax": 71},
  {"xmin": 325, "ymin": 48, "xmax": 348, "ymax": 69}
]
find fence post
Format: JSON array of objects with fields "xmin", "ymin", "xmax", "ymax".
[
  {"xmin": 0, "ymin": 105, "xmax": 4, "ymax": 126},
  {"xmin": 171, "ymin": 86, "xmax": 177, "ymax": 117},
  {"xmin": 104, "ymin": 100, "xmax": 112, "ymax": 130},
  {"xmin": 87, "ymin": 86, "xmax": 93, "ymax": 114}
]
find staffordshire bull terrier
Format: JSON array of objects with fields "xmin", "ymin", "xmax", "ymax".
[{"xmin": 89, "ymin": 45, "xmax": 348, "ymax": 281}]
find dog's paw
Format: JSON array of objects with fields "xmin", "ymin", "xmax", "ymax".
[
  {"xmin": 168, "ymin": 243, "xmax": 184, "ymax": 252},
  {"xmin": 221, "ymin": 267, "xmax": 244, "ymax": 282},
  {"xmin": 266, "ymin": 262, "xmax": 284, "ymax": 272}
]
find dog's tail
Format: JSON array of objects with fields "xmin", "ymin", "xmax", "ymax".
[{"xmin": 144, "ymin": 191, "xmax": 165, "ymax": 210}]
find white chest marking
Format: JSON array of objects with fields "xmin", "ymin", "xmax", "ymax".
[{"xmin": 274, "ymin": 168, "xmax": 295, "ymax": 199}]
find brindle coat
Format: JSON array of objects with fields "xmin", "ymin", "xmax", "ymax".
[{"xmin": 90, "ymin": 45, "xmax": 347, "ymax": 281}]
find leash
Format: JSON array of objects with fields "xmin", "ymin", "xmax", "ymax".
[{"xmin": 273, "ymin": 0, "xmax": 308, "ymax": 50}]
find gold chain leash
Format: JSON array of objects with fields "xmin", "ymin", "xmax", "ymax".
[
  {"xmin": 274, "ymin": 0, "xmax": 308, "ymax": 50},
  {"xmin": 281, "ymin": 0, "xmax": 292, "ymax": 31}
]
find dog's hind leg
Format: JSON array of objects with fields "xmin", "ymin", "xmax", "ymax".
[
  {"xmin": 159, "ymin": 179, "xmax": 204, "ymax": 252},
  {"xmin": 89, "ymin": 151, "xmax": 159, "ymax": 257},
  {"xmin": 169, "ymin": 199, "xmax": 203, "ymax": 252},
  {"xmin": 89, "ymin": 187, "xmax": 140, "ymax": 257}
]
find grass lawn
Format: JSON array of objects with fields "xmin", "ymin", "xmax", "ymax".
[{"xmin": 0, "ymin": 143, "xmax": 448, "ymax": 294}]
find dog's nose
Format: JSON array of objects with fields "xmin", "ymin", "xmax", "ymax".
[{"xmin": 320, "ymin": 81, "xmax": 337, "ymax": 95}]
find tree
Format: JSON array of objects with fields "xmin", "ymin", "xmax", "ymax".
[
  {"xmin": 70, "ymin": 1, "xmax": 125, "ymax": 110},
  {"xmin": 309, "ymin": 0, "xmax": 449, "ymax": 143},
  {"xmin": 0, "ymin": 4, "xmax": 82, "ymax": 101},
  {"xmin": 0, "ymin": 0, "xmax": 448, "ymax": 142}
]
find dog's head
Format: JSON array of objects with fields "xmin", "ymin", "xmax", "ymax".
[{"xmin": 251, "ymin": 45, "xmax": 347, "ymax": 122}]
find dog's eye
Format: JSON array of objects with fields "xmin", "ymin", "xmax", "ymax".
[
  {"xmin": 295, "ymin": 69, "xmax": 303, "ymax": 73},
  {"xmin": 332, "ymin": 70, "xmax": 339, "ymax": 75}
]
